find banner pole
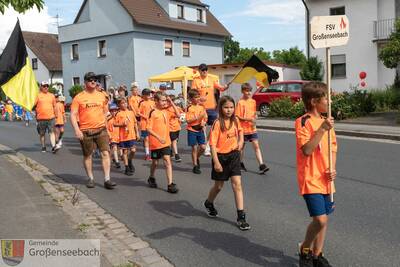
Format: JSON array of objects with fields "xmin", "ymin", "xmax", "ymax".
[{"xmin": 326, "ymin": 47, "xmax": 334, "ymax": 202}]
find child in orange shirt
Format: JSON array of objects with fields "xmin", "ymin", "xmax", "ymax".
[
  {"xmin": 236, "ymin": 83, "xmax": 269, "ymax": 174},
  {"xmin": 107, "ymin": 104, "xmax": 121, "ymax": 169},
  {"xmin": 147, "ymin": 91, "xmax": 178, "ymax": 194},
  {"xmin": 5, "ymin": 100, "xmax": 14, "ymax": 121},
  {"xmin": 186, "ymin": 90, "xmax": 207, "ymax": 174},
  {"xmin": 204, "ymin": 96, "xmax": 250, "ymax": 231},
  {"xmin": 166, "ymin": 95, "xmax": 183, "ymax": 162},
  {"xmin": 114, "ymin": 98, "xmax": 140, "ymax": 176},
  {"xmin": 55, "ymin": 95, "xmax": 66, "ymax": 148},
  {"xmin": 295, "ymin": 82, "xmax": 337, "ymax": 267},
  {"xmin": 138, "ymin": 88, "xmax": 155, "ymax": 161}
]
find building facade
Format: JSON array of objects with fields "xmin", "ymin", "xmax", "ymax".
[
  {"xmin": 306, "ymin": 0, "xmax": 398, "ymax": 92},
  {"xmin": 58, "ymin": 0, "xmax": 230, "ymax": 101}
]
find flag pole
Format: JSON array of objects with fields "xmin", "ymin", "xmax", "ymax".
[{"xmin": 326, "ymin": 47, "xmax": 334, "ymax": 202}]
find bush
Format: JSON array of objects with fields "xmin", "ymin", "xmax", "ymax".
[
  {"xmin": 268, "ymin": 97, "xmax": 304, "ymax": 119},
  {"xmin": 69, "ymin": 85, "xmax": 83, "ymax": 99}
]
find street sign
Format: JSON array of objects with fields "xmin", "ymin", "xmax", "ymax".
[{"xmin": 310, "ymin": 15, "xmax": 350, "ymax": 49}]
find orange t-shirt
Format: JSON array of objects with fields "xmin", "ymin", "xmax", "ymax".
[
  {"xmin": 107, "ymin": 117, "xmax": 120, "ymax": 143},
  {"xmin": 35, "ymin": 92, "xmax": 56, "ymax": 120},
  {"xmin": 128, "ymin": 95, "xmax": 141, "ymax": 115},
  {"xmin": 166, "ymin": 105, "xmax": 182, "ymax": 132},
  {"xmin": 186, "ymin": 104, "xmax": 207, "ymax": 132},
  {"xmin": 70, "ymin": 90, "xmax": 108, "ymax": 131},
  {"xmin": 295, "ymin": 113, "xmax": 338, "ymax": 195},
  {"xmin": 147, "ymin": 108, "xmax": 171, "ymax": 150},
  {"xmin": 5, "ymin": 104, "xmax": 13, "ymax": 113},
  {"xmin": 138, "ymin": 99, "xmax": 155, "ymax": 131},
  {"xmin": 236, "ymin": 98, "xmax": 257, "ymax": 135},
  {"xmin": 209, "ymin": 118, "xmax": 243, "ymax": 154},
  {"xmin": 192, "ymin": 75, "xmax": 224, "ymax": 110},
  {"xmin": 55, "ymin": 102, "xmax": 65, "ymax": 125},
  {"xmin": 115, "ymin": 110, "xmax": 137, "ymax": 142}
]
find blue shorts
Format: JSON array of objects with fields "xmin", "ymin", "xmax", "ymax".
[
  {"xmin": 244, "ymin": 133, "xmax": 258, "ymax": 142},
  {"xmin": 141, "ymin": 130, "xmax": 149, "ymax": 138},
  {"xmin": 206, "ymin": 109, "xmax": 218, "ymax": 126},
  {"xmin": 119, "ymin": 140, "xmax": 136, "ymax": 149},
  {"xmin": 303, "ymin": 194, "xmax": 335, "ymax": 217},
  {"xmin": 187, "ymin": 130, "xmax": 206, "ymax": 146}
]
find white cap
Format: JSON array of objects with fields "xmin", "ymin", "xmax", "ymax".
[
  {"xmin": 131, "ymin": 81, "xmax": 139, "ymax": 88},
  {"xmin": 40, "ymin": 81, "xmax": 49, "ymax": 86}
]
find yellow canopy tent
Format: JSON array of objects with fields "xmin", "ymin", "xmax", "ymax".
[{"xmin": 148, "ymin": 66, "xmax": 219, "ymax": 105}]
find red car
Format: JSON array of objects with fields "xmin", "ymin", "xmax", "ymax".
[{"xmin": 252, "ymin": 80, "xmax": 309, "ymax": 117}]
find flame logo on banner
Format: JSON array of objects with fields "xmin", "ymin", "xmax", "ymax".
[{"xmin": 340, "ymin": 18, "xmax": 347, "ymax": 30}]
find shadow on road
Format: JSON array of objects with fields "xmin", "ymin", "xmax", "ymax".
[{"xmin": 148, "ymin": 226, "xmax": 297, "ymax": 267}]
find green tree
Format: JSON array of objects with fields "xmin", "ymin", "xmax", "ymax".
[
  {"xmin": 0, "ymin": 0, "xmax": 44, "ymax": 14},
  {"xmin": 224, "ymin": 37, "xmax": 240, "ymax": 63},
  {"xmin": 235, "ymin": 47, "xmax": 272, "ymax": 63},
  {"xmin": 379, "ymin": 19, "xmax": 400, "ymax": 80},
  {"xmin": 300, "ymin": 56, "xmax": 324, "ymax": 81},
  {"xmin": 272, "ymin": 46, "xmax": 306, "ymax": 66},
  {"xmin": 69, "ymin": 85, "xmax": 83, "ymax": 99}
]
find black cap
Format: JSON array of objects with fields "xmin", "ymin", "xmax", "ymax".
[
  {"xmin": 142, "ymin": 88, "xmax": 151, "ymax": 95},
  {"xmin": 159, "ymin": 84, "xmax": 167, "ymax": 90},
  {"xmin": 198, "ymin": 63, "xmax": 208, "ymax": 71},
  {"xmin": 84, "ymin": 72, "xmax": 97, "ymax": 81}
]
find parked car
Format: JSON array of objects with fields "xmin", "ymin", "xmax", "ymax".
[{"xmin": 252, "ymin": 80, "xmax": 309, "ymax": 117}]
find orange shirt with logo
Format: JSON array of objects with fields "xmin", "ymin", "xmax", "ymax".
[
  {"xmin": 166, "ymin": 105, "xmax": 182, "ymax": 132},
  {"xmin": 107, "ymin": 117, "xmax": 120, "ymax": 143},
  {"xmin": 115, "ymin": 110, "xmax": 137, "ymax": 142},
  {"xmin": 55, "ymin": 102, "xmax": 65, "ymax": 125},
  {"xmin": 186, "ymin": 104, "xmax": 207, "ymax": 132},
  {"xmin": 35, "ymin": 92, "xmax": 56, "ymax": 120},
  {"xmin": 70, "ymin": 90, "xmax": 108, "ymax": 131},
  {"xmin": 192, "ymin": 75, "xmax": 224, "ymax": 110},
  {"xmin": 236, "ymin": 98, "xmax": 257, "ymax": 135},
  {"xmin": 128, "ymin": 95, "xmax": 141, "ymax": 115},
  {"xmin": 209, "ymin": 118, "xmax": 243, "ymax": 154},
  {"xmin": 147, "ymin": 108, "xmax": 171, "ymax": 150},
  {"xmin": 295, "ymin": 114, "xmax": 338, "ymax": 195},
  {"xmin": 138, "ymin": 99, "xmax": 155, "ymax": 131}
]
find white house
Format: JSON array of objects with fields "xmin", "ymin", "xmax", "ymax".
[
  {"xmin": 22, "ymin": 31, "xmax": 63, "ymax": 94},
  {"xmin": 305, "ymin": 0, "xmax": 399, "ymax": 92}
]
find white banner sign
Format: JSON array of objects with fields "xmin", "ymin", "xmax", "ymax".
[{"xmin": 310, "ymin": 15, "xmax": 350, "ymax": 49}]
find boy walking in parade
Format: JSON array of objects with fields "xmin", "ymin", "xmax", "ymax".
[
  {"xmin": 107, "ymin": 104, "xmax": 121, "ymax": 169},
  {"xmin": 295, "ymin": 82, "xmax": 337, "ymax": 267},
  {"xmin": 236, "ymin": 83, "xmax": 269, "ymax": 174},
  {"xmin": 138, "ymin": 88, "xmax": 155, "ymax": 161},
  {"xmin": 166, "ymin": 95, "xmax": 183, "ymax": 162},
  {"xmin": 55, "ymin": 95, "xmax": 66, "ymax": 149}
]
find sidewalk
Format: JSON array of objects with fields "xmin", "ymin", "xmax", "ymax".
[
  {"xmin": 0, "ymin": 153, "xmax": 112, "ymax": 267},
  {"xmin": 256, "ymin": 118, "xmax": 400, "ymax": 141}
]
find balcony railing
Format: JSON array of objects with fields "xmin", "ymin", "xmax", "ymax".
[{"xmin": 373, "ymin": 18, "xmax": 396, "ymax": 40}]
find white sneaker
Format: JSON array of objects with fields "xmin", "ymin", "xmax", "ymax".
[
  {"xmin": 204, "ymin": 144, "xmax": 211, "ymax": 156},
  {"xmin": 55, "ymin": 143, "xmax": 62, "ymax": 150},
  {"xmin": 58, "ymin": 139, "xmax": 63, "ymax": 146}
]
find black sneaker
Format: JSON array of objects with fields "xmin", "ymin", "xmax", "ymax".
[
  {"xmin": 124, "ymin": 167, "xmax": 133, "ymax": 176},
  {"xmin": 259, "ymin": 163, "xmax": 270, "ymax": 174},
  {"xmin": 204, "ymin": 200, "xmax": 218, "ymax": 217},
  {"xmin": 129, "ymin": 164, "xmax": 135, "ymax": 174},
  {"xmin": 115, "ymin": 162, "xmax": 121, "ymax": 169},
  {"xmin": 104, "ymin": 180, "xmax": 116, "ymax": 190},
  {"xmin": 298, "ymin": 247, "xmax": 314, "ymax": 267},
  {"xmin": 167, "ymin": 183, "xmax": 179, "ymax": 194},
  {"xmin": 240, "ymin": 162, "xmax": 247, "ymax": 172},
  {"xmin": 52, "ymin": 146, "xmax": 59, "ymax": 154},
  {"xmin": 192, "ymin": 165, "xmax": 201, "ymax": 174},
  {"xmin": 86, "ymin": 179, "xmax": 95, "ymax": 188},
  {"xmin": 237, "ymin": 215, "xmax": 251, "ymax": 231},
  {"xmin": 147, "ymin": 177, "xmax": 157, "ymax": 188},
  {"xmin": 41, "ymin": 147, "xmax": 46, "ymax": 153},
  {"xmin": 313, "ymin": 253, "xmax": 332, "ymax": 267},
  {"xmin": 174, "ymin": 154, "xmax": 182, "ymax": 162}
]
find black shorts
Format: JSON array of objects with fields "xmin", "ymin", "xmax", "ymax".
[
  {"xmin": 151, "ymin": 146, "xmax": 172, "ymax": 160},
  {"xmin": 37, "ymin": 119, "xmax": 55, "ymax": 135},
  {"xmin": 211, "ymin": 150, "xmax": 241, "ymax": 181},
  {"xmin": 169, "ymin": 130, "xmax": 180, "ymax": 141}
]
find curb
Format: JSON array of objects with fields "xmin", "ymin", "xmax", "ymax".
[
  {"xmin": 0, "ymin": 144, "xmax": 173, "ymax": 267},
  {"xmin": 257, "ymin": 125, "xmax": 400, "ymax": 141}
]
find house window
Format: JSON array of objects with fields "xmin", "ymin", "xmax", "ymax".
[
  {"xmin": 71, "ymin": 44, "xmax": 79, "ymax": 60},
  {"xmin": 197, "ymin": 9, "xmax": 203, "ymax": 22},
  {"xmin": 98, "ymin": 40, "xmax": 106, "ymax": 58},
  {"xmin": 330, "ymin": 6, "xmax": 345, "ymax": 15},
  {"xmin": 164, "ymin": 39, "xmax": 173, "ymax": 56},
  {"xmin": 331, "ymin": 54, "xmax": 346, "ymax": 78},
  {"xmin": 73, "ymin": 77, "xmax": 80, "ymax": 85},
  {"xmin": 182, "ymin": 41, "xmax": 190, "ymax": 57},
  {"xmin": 32, "ymin": 58, "xmax": 38, "ymax": 70},
  {"xmin": 177, "ymin": 4, "xmax": 184, "ymax": 19}
]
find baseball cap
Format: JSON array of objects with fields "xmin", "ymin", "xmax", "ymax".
[
  {"xmin": 142, "ymin": 88, "xmax": 151, "ymax": 96},
  {"xmin": 159, "ymin": 84, "xmax": 167, "ymax": 90},
  {"xmin": 198, "ymin": 63, "xmax": 208, "ymax": 71},
  {"xmin": 40, "ymin": 81, "xmax": 49, "ymax": 86},
  {"xmin": 58, "ymin": 96, "xmax": 66, "ymax": 102},
  {"xmin": 84, "ymin": 72, "xmax": 97, "ymax": 81},
  {"xmin": 131, "ymin": 82, "xmax": 139, "ymax": 88},
  {"xmin": 109, "ymin": 104, "xmax": 118, "ymax": 110}
]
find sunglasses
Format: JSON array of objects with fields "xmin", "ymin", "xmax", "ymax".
[
  {"xmin": 87, "ymin": 78, "xmax": 98, "ymax": 83},
  {"xmin": 200, "ymin": 69, "xmax": 208, "ymax": 72},
  {"xmin": 42, "ymin": 85, "xmax": 49, "ymax": 88}
]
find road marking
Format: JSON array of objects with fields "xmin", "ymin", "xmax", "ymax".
[{"xmin": 258, "ymin": 128, "xmax": 400, "ymax": 145}]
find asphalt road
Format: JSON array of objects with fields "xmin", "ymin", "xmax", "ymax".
[{"xmin": 0, "ymin": 120, "xmax": 399, "ymax": 267}]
